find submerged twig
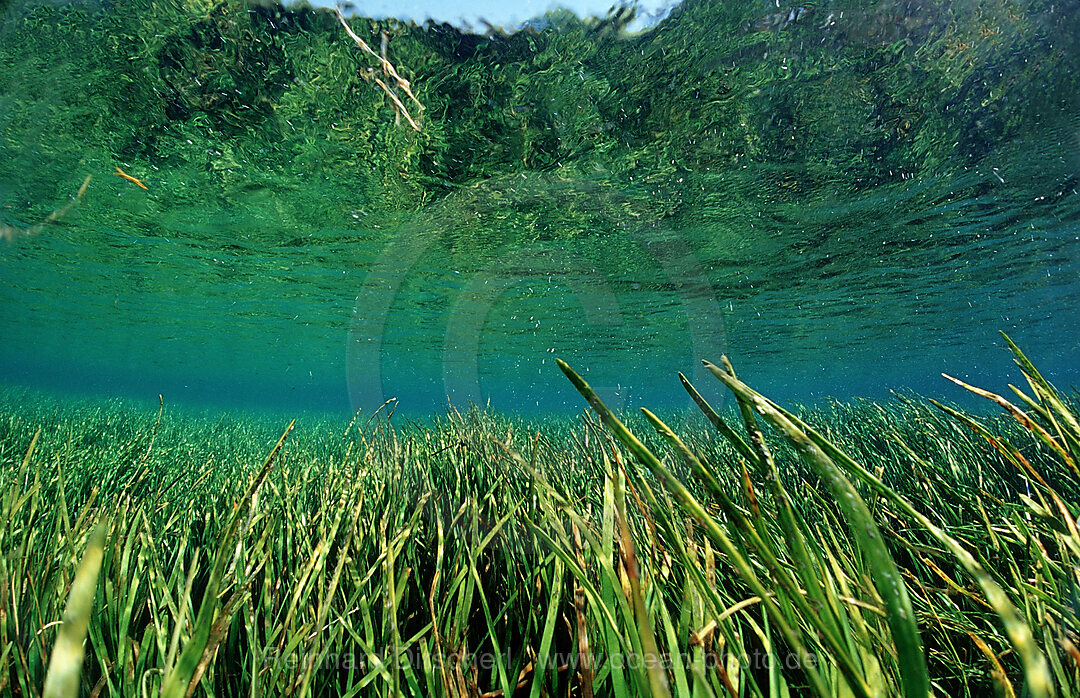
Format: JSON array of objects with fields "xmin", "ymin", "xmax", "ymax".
[
  {"xmin": 1, "ymin": 174, "xmax": 91, "ymax": 242},
  {"xmin": 335, "ymin": 8, "xmax": 424, "ymax": 131}
]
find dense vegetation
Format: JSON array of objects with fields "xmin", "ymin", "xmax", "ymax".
[{"xmin": 2, "ymin": 335, "xmax": 1077, "ymax": 696}]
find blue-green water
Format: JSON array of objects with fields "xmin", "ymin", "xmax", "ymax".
[{"xmin": 0, "ymin": 0, "xmax": 1078, "ymax": 417}]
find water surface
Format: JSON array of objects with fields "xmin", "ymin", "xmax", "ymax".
[{"xmin": 0, "ymin": 0, "xmax": 1077, "ymax": 416}]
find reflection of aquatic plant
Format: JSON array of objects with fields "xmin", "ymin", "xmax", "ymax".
[
  {"xmin": 418, "ymin": 171, "xmax": 659, "ymax": 251},
  {"xmin": 4, "ymin": 0, "xmax": 1075, "ymax": 228},
  {"xmin": 153, "ymin": 3, "xmax": 292, "ymax": 135}
]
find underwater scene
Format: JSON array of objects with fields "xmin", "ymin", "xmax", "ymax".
[{"xmin": 1, "ymin": 0, "xmax": 1079, "ymax": 696}]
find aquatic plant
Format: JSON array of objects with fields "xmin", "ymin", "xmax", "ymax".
[
  {"xmin": 551, "ymin": 332, "xmax": 1076, "ymax": 697},
  {"xmin": 1, "ymin": 335, "xmax": 1077, "ymax": 696}
]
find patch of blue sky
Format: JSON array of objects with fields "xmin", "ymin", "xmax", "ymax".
[{"xmin": 306, "ymin": 0, "xmax": 680, "ymax": 33}]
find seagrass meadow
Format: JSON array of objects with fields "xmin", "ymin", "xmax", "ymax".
[
  {"xmin": 2, "ymin": 0, "xmax": 1080, "ymax": 695},
  {"xmin": 1, "ymin": 335, "xmax": 1078, "ymax": 698}
]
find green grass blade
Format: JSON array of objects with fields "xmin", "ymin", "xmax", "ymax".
[
  {"xmin": 556, "ymin": 358, "xmax": 834, "ymax": 698},
  {"xmin": 703, "ymin": 360, "xmax": 929, "ymax": 698},
  {"xmin": 42, "ymin": 518, "xmax": 108, "ymax": 698},
  {"xmin": 160, "ymin": 420, "xmax": 294, "ymax": 698}
]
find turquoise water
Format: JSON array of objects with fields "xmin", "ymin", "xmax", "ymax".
[{"xmin": 0, "ymin": 0, "xmax": 1077, "ymax": 416}]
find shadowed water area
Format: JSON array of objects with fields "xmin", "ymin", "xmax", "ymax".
[{"xmin": 0, "ymin": 0, "xmax": 1077, "ymax": 415}]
